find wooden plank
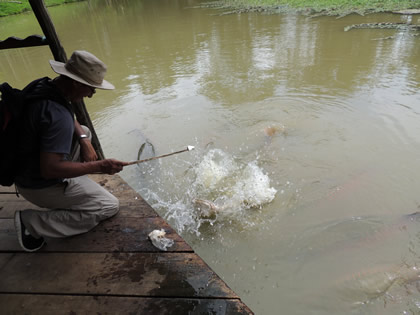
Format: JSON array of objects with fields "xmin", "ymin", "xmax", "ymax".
[
  {"xmin": 0, "ymin": 184, "xmax": 19, "ymax": 200},
  {"xmin": 0, "ymin": 253, "xmax": 238, "ymax": 298},
  {"xmin": 90, "ymin": 174, "xmax": 134, "ymax": 197},
  {"xmin": 0, "ymin": 215, "xmax": 191, "ymax": 252},
  {"xmin": 91, "ymin": 174, "xmax": 145, "ymax": 202},
  {"xmin": 0, "ymin": 175, "xmax": 136, "ymax": 200},
  {"xmin": 0, "ymin": 185, "xmax": 37, "ymax": 220},
  {"xmin": 0, "ymin": 35, "xmax": 48, "ymax": 50},
  {"xmin": 0, "ymin": 201, "xmax": 157, "ymax": 220},
  {"xmin": 0, "ymin": 201, "xmax": 42, "ymax": 219},
  {"xmin": 91, "ymin": 174, "xmax": 159, "ymax": 218},
  {"xmin": 0, "ymin": 254, "xmax": 14, "ymax": 271},
  {"xmin": 0, "ymin": 175, "xmax": 158, "ymax": 219},
  {"xmin": 0, "ymin": 294, "xmax": 253, "ymax": 315},
  {"xmin": 118, "ymin": 202, "xmax": 159, "ymax": 218},
  {"xmin": 45, "ymin": 216, "xmax": 192, "ymax": 252},
  {"xmin": 0, "ymin": 220, "xmax": 18, "ymax": 252}
]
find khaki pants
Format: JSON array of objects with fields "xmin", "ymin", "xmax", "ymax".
[{"xmin": 16, "ymin": 126, "xmax": 119, "ymax": 239}]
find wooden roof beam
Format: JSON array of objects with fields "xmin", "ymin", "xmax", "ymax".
[{"xmin": 0, "ymin": 35, "xmax": 48, "ymax": 50}]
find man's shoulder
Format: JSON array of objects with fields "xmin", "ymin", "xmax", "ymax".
[
  {"xmin": 27, "ymin": 97, "xmax": 68, "ymax": 114},
  {"xmin": 25, "ymin": 78, "xmax": 74, "ymax": 116},
  {"xmin": 26, "ymin": 77, "xmax": 67, "ymax": 103},
  {"xmin": 39, "ymin": 100, "xmax": 74, "ymax": 123},
  {"xmin": 26, "ymin": 99, "xmax": 73, "ymax": 129}
]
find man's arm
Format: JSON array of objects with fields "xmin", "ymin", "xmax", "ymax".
[
  {"xmin": 40, "ymin": 151, "xmax": 127, "ymax": 179},
  {"xmin": 74, "ymin": 120, "xmax": 98, "ymax": 162}
]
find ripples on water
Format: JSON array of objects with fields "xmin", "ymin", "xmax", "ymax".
[{"xmin": 1, "ymin": 1, "xmax": 419, "ymax": 313}]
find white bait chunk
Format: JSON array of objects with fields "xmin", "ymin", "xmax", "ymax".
[{"xmin": 148, "ymin": 229, "xmax": 174, "ymax": 251}]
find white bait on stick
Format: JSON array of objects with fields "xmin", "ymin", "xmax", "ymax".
[{"xmin": 125, "ymin": 145, "xmax": 195, "ymax": 166}]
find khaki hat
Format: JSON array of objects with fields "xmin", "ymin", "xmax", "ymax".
[{"xmin": 49, "ymin": 50, "xmax": 115, "ymax": 90}]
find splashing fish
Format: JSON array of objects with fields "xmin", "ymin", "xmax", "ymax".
[
  {"xmin": 192, "ymin": 198, "xmax": 224, "ymax": 218},
  {"xmin": 191, "ymin": 149, "xmax": 277, "ymax": 218}
]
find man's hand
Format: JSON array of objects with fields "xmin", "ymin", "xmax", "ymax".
[
  {"xmin": 40, "ymin": 152, "xmax": 128, "ymax": 179},
  {"xmin": 98, "ymin": 159, "xmax": 128, "ymax": 175},
  {"xmin": 80, "ymin": 138, "xmax": 98, "ymax": 162}
]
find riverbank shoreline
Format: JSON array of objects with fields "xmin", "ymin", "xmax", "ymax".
[
  {"xmin": 201, "ymin": 1, "xmax": 420, "ymax": 17},
  {"xmin": 0, "ymin": 0, "xmax": 83, "ymax": 17},
  {"xmin": 1, "ymin": 0, "xmax": 420, "ymax": 17}
]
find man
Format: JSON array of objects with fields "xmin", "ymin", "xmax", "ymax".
[{"xmin": 14, "ymin": 50, "xmax": 128, "ymax": 252}]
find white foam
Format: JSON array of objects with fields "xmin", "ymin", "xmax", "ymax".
[
  {"xmin": 193, "ymin": 149, "xmax": 277, "ymax": 215},
  {"xmin": 231, "ymin": 161, "xmax": 277, "ymax": 208},
  {"xmin": 140, "ymin": 148, "xmax": 277, "ymax": 235},
  {"xmin": 194, "ymin": 149, "xmax": 237, "ymax": 189}
]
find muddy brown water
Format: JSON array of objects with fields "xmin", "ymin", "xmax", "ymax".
[{"xmin": 1, "ymin": 1, "xmax": 419, "ymax": 313}]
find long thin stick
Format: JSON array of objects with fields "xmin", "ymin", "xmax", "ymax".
[{"xmin": 124, "ymin": 146, "xmax": 195, "ymax": 166}]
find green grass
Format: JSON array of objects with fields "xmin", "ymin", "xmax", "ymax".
[
  {"xmin": 0, "ymin": 0, "xmax": 83, "ymax": 17},
  {"xmin": 2, "ymin": 0, "xmax": 419, "ymax": 17},
  {"xmin": 217, "ymin": 0, "xmax": 420, "ymax": 15}
]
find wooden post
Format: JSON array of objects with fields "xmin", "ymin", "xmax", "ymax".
[
  {"xmin": 28, "ymin": 0, "xmax": 66, "ymax": 62},
  {"xmin": 28, "ymin": 0, "xmax": 105, "ymax": 160}
]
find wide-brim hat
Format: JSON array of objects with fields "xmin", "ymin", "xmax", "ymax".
[{"xmin": 49, "ymin": 50, "xmax": 115, "ymax": 90}]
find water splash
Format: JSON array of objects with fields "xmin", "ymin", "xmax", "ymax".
[
  {"xmin": 139, "ymin": 148, "xmax": 277, "ymax": 235},
  {"xmin": 193, "ymin": 149, "xmax": 277, "ymax": 216},
  {"xmin": 194, "ymin": 149, "xmax": 238, "ymax": 190}
]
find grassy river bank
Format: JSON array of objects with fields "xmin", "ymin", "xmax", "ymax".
[
  {"xmin": 1, "ymin": 0, "xmax": 419, "ymax": 17},
  {"xmin": 205, "ymin": 0, "xmax": 420, "ymax": 16},
  {"xmin": 0, "ymin": 0, "xmax": 82, "ymax": 17}
]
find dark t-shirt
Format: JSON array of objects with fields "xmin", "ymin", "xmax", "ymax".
[{"xmin": 15, "ymin": 78, "xmax": 74, "ymax": 189}]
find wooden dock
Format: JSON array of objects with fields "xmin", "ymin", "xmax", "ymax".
[{"xmin": 0, "ymin": 174, "xmax": 253, "ymax": 314}]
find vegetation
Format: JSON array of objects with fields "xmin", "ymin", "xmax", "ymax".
[
  {"xmin": 1, "ymin": 0, "xmax": 419, "ymax": 17},
  {"xmin": 0, "ymin": 0, "xmax": 83, "ymax": 17},
  {"xmin": 211, "ymin": 0, "xmax": 420, "ymax": 16}
]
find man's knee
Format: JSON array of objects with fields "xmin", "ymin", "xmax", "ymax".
[{"xmin": 101, "ymin": 194, "xmax": 120, "ymax": 218}]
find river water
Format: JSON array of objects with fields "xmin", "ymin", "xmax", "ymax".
[{"xmin": 1, "ymin": 0, "xmax": 420, "ymax": 313}]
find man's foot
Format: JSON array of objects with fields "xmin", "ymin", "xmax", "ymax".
[{"xmin": 14, "ymin": 211, "xmax": 45, "ymax": 252}]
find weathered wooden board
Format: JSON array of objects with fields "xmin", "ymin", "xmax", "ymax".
[
  {"xmin": 118, "ymin": 201, "xmax": 159, "ymax": 218},
  {"xmin": 0, "ymin": 254, "xmax": 14, "ymax": 270},
  {"xmin": 0, "ymin": 294, "xmax": 253, "ymax": 315},
  {"xmin": 0, "ymin": 198, "xmax": 157, "ymax": 219},
  {"xmin": 46, "ymin": 215, "xmax": 191, "ymax": 252},
  {"xmin": 0, "ymin": 201, "xmax": 43, "ymax": 219},
  {"xmin": 90, "ymin": 174, "xmax": 138, "ymax": 198},
  {"xmin": 86, "ymin": 174, "xmax": 160, "ymax": 218},
  {"xmin": 0, "ymin": 220, "xmax": 18, "ymax": 252},
  {"xmin": 0, "ymin": 35, "xmax": 48, "ymax": 50},
  {"xmin": 0, "ymin": 191, "xmax": 21, "ymax": 202},
  {"xmin": 0, "ymin": 252, "xmax": 237, "ymax": 298},
  {"xmin": 0, "ymin": 216, "xmax": 191, "ymax": 252},
  {"xmin": 0, "ymin": 173, "xmax": 254, "ymax": 313},
  {"xmin": 0, "ymin": 174, "xmax": 158, "ymax": 219},
  {"xmin": 0, "ymin": 174, "xmax": 144, "ymax": 202}
]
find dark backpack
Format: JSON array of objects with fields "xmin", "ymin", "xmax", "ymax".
[{"xmin": 0, "ymin": 78, "xmax": 48, "ymax": 186}]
